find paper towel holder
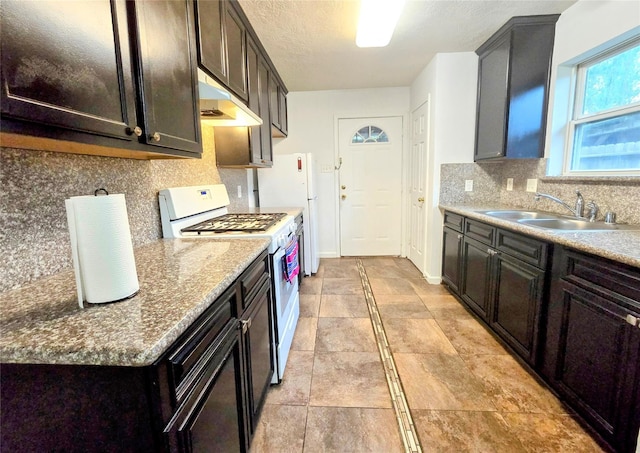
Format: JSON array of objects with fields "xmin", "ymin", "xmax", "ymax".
[{"xmin": 66, "ymin": 190, "xmax": 140, "ymax": 309}]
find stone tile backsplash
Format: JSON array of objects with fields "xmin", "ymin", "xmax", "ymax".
[
  {"xmin": 0, "ymin": 126, "xmax": 250, "ymax": 292},
  {"xmin": 440, "ymin": 159, "xmax": 640, "ymax": 225}
]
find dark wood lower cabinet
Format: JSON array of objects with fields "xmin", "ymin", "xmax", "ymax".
[
  {"xmin": 0, "ymin": 251, "xmax": 273, "ymax": 453},
  {"xmin": 460, "ymin": 236, "xmax": 493, "ymax": 320},
  {"xmin": 241, "ymin": 276, "xmax": 274, "ymax": 433},
  {"xmin": 442, "ymin": 210, "xmax": 640, "ymax": 452},
  {"xmin": 491, "ymin": 252, "xmax": 545, "ymax": 364},
  {"xmin": 165, "ymin": 322, "xmax": 246, "ymax": 453},
  {"xmin": 441, "ymin": 226, "xmax": 463, "ymax": 293},
  {"xmin": 543, "ymin": 249, "xmax": 640, "ymax": 453}
]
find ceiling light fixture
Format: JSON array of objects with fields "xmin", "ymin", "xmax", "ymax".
[{"xmin": 356, "ymin": 0, "xmax": 406, "ymax": 48}]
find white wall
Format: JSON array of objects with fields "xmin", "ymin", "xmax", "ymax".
[
  {"xmin": 273, "ymin": 87, "xmax": 410, "ymax": 257},
  {"xmin": 546, "ymin": 0, "xmax": 640, "ymax": 173},
  {"xmin": 410, "ymin": 52, "xmax": 478, "ymax": 281}
]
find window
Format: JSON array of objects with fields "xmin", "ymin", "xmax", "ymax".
[
  {"xmin": 567, "ymin": 40, "xmax": 640, "ymax": 174},
  {"xmin": 351, "ymin": 125, "xmax": 389, "ymax": 144}
]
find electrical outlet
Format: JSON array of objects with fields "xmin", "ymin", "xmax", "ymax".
[
  {"xmin": 526, "ymin": 179, "xmax": 538, "ymax": 192},
  {"xmin": 237, "ymin": 185, "xmax": 242, "ymax": 198},
  {"xmin": 465, "ymin": 180, "xmax": 473, "ymax": 192},
  {"xmin": 506, "ymin": 178, "xmax": 514, "ymax": 191}
]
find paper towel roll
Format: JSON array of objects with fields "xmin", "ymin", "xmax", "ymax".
[{"xmin": 65, "ymin": 193, "xmax": 139, "ymax": 307}]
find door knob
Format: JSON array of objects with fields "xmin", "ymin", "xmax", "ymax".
[
  {"xmin": 418, "ymin": 197, "xmax": 424, "ymax": 202},
  {"xmin": 341, "ymin": 185, "xmax": 346, "ymax": 190},
  {"xmin": 150, "ymin": 132, "xmax": 161, "ymax": 142},
  {"xmin": 341, "ymin": 194, "xmax": 347, "ymax": 200}
]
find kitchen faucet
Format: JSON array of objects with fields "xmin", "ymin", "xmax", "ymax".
[{"xmin": 534, "ymin": 190, "xmax": 585, "ymax": 218}]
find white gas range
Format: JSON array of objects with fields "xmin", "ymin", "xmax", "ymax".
[{"xmin": 158, "ymin": 184, "xmax": 300, "ymax": 384}]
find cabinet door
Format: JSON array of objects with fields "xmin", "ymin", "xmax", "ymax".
[
  {"xmin": 258, "ymin": 59, "xmax": 273, "ymax": 165},
  {"xmin": 269, "ymin": 73, "xmax": 280, "ymax": 130},
  {"xmin": 278, "ymin": 89, "xmax": 288, "ymax": 136},
  {"xmin": 474, "ymin": 34, "xmax": 510, "ymax": 161},
  {"xmin": 132, "ymin": 0, "xmax": 202, "ymax": 155},
  {"xmin": 547, "ymin": 281, "xmax": 639, "ymax": 450},
  {"xmin": 195, "ymin": 0, "xmax": 227, "ymax": 84},
  {"xmin": 505, "ymin": 24, "xmax": 556, "ymax": 158},
  {"xmin": 491, "ymin": 253, "xmax": 544, "ymax": 364},
  {"xmin": 241, "ymin": 278, "xmax": 273, "ymax": 432},
  {"xmin": 224, "ymin": 2, "xmax": 248, "ymax": 102},
  {"xmin": 0, "ymin": 0, "xmax": 138, "ymax": 141},
  {"xmin": 165, "ymin": 327, "xmax": 247, "ymax": 453},
  {"xmin": 460, "ymin": 236, "xmax": 493, "ymax": 320},
  {"xmin": 442, "ymin": 226, "xmax": 463, "ymax": 294},
  {"xmin": 246, "ymin": 36, "xmax": 263, "ymax": 166}
]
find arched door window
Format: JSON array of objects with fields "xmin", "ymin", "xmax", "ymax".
[{"xmin": 351, "ymin": 125, "xmax": 389, "ymax": 144}]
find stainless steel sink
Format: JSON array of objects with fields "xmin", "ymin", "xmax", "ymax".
[
  {"xmin": 478, "ymin": 210, "xmax": 555, "ymax": 220},
  {"xmin": 477, "ymin": 209, "xmax": 640, "ymax": 232},
  {"xmin": 517, "ymin": 218, "xmax": 628, "ymax": 231}
]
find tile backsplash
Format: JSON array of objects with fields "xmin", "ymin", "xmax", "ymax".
[
  {"xmin": 440, "ymin": 159, "xmax": 640, "ymax": 225},
  {"xmin": 0, "ymin": 126, "xmax": 249, "ymax": 292}
]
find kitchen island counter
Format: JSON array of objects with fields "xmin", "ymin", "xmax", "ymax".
[
  {"xmin": 0, "ymin": 238, "xmax": 270, "ymax": 367},
  {"xmin": 440, "ymin": 204, "xmax": 640, "ymax": 268}
]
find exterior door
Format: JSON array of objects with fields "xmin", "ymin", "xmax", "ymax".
[
  {"xmin": 338, "ymin": 117, "xmax": 403, "ymax": 256},
  {"xmin": 408, "ymin": 102, "xmax": 429, "ymax": 271}
]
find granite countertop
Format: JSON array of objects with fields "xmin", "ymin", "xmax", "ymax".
[
  {"xmin": 0, "ymin": 237, "xmax": 270, "ymax": 367},
  {"xmin": 440, "ymin": 204, "xmax": 640, "ymax": 268}
]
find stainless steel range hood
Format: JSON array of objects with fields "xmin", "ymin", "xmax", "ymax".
[{"xmin": 198, "ymin": 69, "xmax": 262, "ymax": 127}]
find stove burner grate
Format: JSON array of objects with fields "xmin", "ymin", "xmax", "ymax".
[{"xmin": 182, "ymin": 212, "xmax": 287, "ymax": 233}]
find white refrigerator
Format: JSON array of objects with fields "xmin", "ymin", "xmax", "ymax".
[{"xmin": 257, "ymin": 153, "xmax": 319, "ymax": 275}]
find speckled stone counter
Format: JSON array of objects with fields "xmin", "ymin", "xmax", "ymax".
[
  {"xmin": 440, "ymin": 204, "xmax": 640, "ymax": 268},
  {"xmin": 0, "ymin": 237, "xmax": 270, "ymax": 367}
]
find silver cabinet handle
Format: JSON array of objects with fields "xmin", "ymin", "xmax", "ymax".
[
  {"xmin": 240, "ymin": 318, "xmax": 252, "ymax": 334},
  {"xmin": 626, "ymin": 314, "xmax": 639, "ymax": 327},
  {"xmin": 457, "ymin": 234, "xmax": 463, "ymax": 240}
]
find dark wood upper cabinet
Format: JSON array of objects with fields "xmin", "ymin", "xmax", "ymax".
[
  {"xmin": 194, "ymin": 0, "xmax": 227, "ymax": 83},
  {"xmin": 130, "ymin": 0, "xmax": 202, "ymax": 154},
  {"xmin": 269, "ymin": 73, "xmax": 288, "ymax": 137},
  {"xmin": 474, "ymin": 15, "xmax": 558, "ymax": 161},
  {"xmin": 224, "ymin": 2, "xmax": 248, "ymax": 102},
  {"xmin": 0, "ymin": 0, "xmax": 137, "ymax": 141},
  {"xmin": 195, "ymin": 0, "xmax": 248, "ymax": 102},
  {"xmin": 246, "ymin": 36, "xmax": 264, "ymax": 166},
  {"xmin": 278, "ymin": 88, "xmax": 288, "ymax": 136},
  {"xmin": 1, "ymin": 0, "xmax": 202, "ymax": 158},
  {"xmin": 258, "ymin": 59, "xmax": 273, "ymax": 165},
  {"xmin": 270, "ymin": 73, "xmax": 281, "ymax": 131}
]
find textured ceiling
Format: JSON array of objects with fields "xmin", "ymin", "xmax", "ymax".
[{"xmin": 238, "ymin": 0, "xmax": 577, "ymax": 92}]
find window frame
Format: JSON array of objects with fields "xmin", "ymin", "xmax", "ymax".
[{"xmin": 563, "ymin": 38, "xmax": 640, "ymax": 176}]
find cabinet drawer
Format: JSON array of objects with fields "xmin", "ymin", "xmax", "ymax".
[
  {"xmin": 464, "ymin": 219, "xmax": 495, "ymax": 246},
  {"xmin": 241, "ymin": 251, "xmax": 269, "ymax": 309},
  {"xmin": 497, "ymin": 229, "xmax": 549, "ymax": 269},
  {"xmin": 563, "ymin": 250, "xmax": 640, "ymax": 311},
  {"xmin": 167, "ymin": 288, "xmax": 236, "ymax": 402},
  {"xmin": 443, "ymin": 211, "xmax": 464, "ymax": 233}
]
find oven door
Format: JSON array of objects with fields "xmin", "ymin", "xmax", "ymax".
[{"xmin": 270, "ymin": 242, "xmax": 300, "ymax": 384}]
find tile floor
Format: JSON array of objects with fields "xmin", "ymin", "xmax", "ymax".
[{"xmin": 250, "ymin": 257, "xmax": 606, "ymax": 452}]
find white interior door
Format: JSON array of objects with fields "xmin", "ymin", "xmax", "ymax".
[
  {"xmin": 338, "ymin": 117, "xmax": 403, "ymax": 256},
  {"xmin": 408, "ymin": 101, "xmax": 429, "ymax": 272}
]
